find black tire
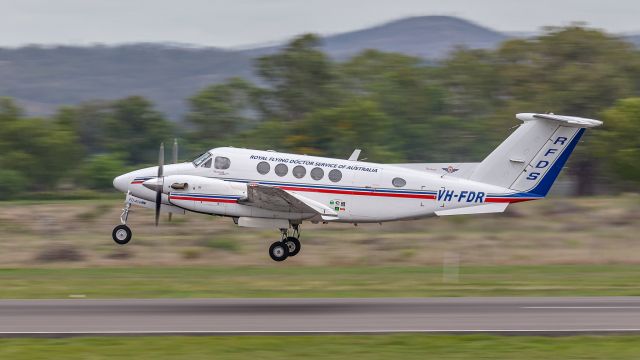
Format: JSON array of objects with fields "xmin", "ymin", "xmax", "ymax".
[
  {"xmin": 269, "ymin": 241, "xmax": 289, "ymax": 262},
  {"xmin": 112, "ymin": 225, "xmax": 132, "ymax": 245},
  {"xmin": 283, "ymin": 236, "xmax": 301, "ymax": 257}
]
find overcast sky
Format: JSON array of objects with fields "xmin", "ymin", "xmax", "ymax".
[{"xmin": 0, "ymin": 0, "xmax": 638, "ymax": 48}]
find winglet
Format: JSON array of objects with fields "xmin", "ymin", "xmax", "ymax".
[{"xmin": 348, "ymin": 149, "xmax": 361, "ymax": 161}]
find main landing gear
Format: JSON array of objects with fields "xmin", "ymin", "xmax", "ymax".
[
  {"xmin": 269, "ymin": 225, "xmax": 302, "ymax": 262},
  {"xmin": 112, "ymin": 198, "xmax": 132, "ymax": 245}
]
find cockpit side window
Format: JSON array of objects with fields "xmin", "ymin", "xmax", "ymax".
[
  {"xmin": 214, "ymin": 156, "xmax": 231, "ymax": 170},
  {"xmin": 192, "ymin": 152, "xmax": 212, "ymax": 167},
  {"xmin": 202, "ymin": 158, "xmax": 212, "ymax": 168}
]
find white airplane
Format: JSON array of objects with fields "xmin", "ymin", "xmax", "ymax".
[{"xmin": 112, "ymin": 113, "xmax": 602, "ymax": 261}]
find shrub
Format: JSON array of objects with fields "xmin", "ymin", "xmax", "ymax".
[
  {"xmin": 77, "ymin": 154, "xmax": 127, "ymax": 190},
  {"xmin": 200, "ymin": 238, "xmax": 241, "ymax": 252},
  {"xmin": 35, "ymin": 244, "xmax": 85, "ymax": 262},
  {"xmin": 0, "ymin": 169, "xmax": 27, "ymax": 200}
]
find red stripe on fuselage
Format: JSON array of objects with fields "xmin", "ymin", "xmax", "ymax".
[
  {"xmin": 485, "ymin": 197, "xmax": 537, "ymax": 203},
  {"xmin": 169, "ymin": 196, "xmax": 238, "ymax": 203},
  {"xmin": 277, "ymin": 186, "xmax": 437, "ymax": 200}
]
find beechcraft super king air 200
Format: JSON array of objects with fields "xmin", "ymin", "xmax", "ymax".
[{"xmin": 112, "ymin": 113, "xmax": 602, "ymax": 261}]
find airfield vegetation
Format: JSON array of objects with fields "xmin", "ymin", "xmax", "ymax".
[
  {"xmin": 1, "ymin": 334, "xmax": 640, "ymax": 359},
  {"xmin": 1, "ymin": 195, "xmax": 639, "ymax": 267},
  {"xmin": 0, "ymin": 196, "xmax": 639, "ymax": 298},
  {"xmin": 0, "ymin": 265, "xmax": 639, "ymax": 298}
]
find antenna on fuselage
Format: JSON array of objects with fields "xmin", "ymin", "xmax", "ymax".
[{"xmin": 348, "ymin": 149, "xmax": 361, "ymax": 161}]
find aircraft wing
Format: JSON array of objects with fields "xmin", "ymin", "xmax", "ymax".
[{"xmin": 240, "ymin": 183, "xmax": 339, "ymax": 219}]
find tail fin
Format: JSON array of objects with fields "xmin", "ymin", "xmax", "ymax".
[{"xmin": 470, "ymin": 113, "xmax": 602, "ymax": 197}]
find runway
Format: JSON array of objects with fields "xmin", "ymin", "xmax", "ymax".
[{"xmin": 1, "ymin": 297, "xmax": 639, "ymax": 337}]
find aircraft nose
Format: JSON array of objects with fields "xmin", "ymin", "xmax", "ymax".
[{"xmin": 113, "ymin": 173, "xmax": 132, "ymax": 193}]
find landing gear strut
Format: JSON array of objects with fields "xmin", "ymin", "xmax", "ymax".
[
  {"xmin": 268, "ymin": 225, "xmax": 301, "ymax": 262},
  {"xmin": 112, "ymin": 195, "xmax": 132, "ymax": 245}
]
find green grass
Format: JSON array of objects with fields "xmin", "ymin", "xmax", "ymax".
[
  {"xmin": 200, "ymin": 238, "xmax": 242, "ymax": 252},
  {"xmin": 1, "ymin": 334, "xmax": 640, "ymax": 359},
  {"xmin": 0, "ymin": 265, "xmax": 639, "ymax": 299}
]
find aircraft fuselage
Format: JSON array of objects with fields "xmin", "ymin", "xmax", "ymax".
[{"xmin": 114, "ymin": 147, "xmax": 530, "ymax": 224}]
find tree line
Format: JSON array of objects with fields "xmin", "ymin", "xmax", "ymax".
[{"xmin": 0, "ymin": 25, "xmax": 638, "ymax": 199}]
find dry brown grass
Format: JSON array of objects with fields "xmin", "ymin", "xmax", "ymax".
[{"xmin": 0, "ymin": 195, "xmax": 638, "ymax": 267}]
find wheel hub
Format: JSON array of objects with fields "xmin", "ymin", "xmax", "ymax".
[
  {"xmin": 286, "ymin": 242, "xmax": 296, "ymax": 252},
  {"xmin": 273, "ymin": 247, "xmax": 284, "ymax": 257},
  {"xmin": 116, "ymin": 229, "xmax": 128, "ymax": 240}
]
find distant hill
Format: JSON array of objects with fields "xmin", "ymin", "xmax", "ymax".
[
  {"xmin": 0, "ymin": 44, "xmax": 254, "ymax": 119},
  {"xmin": 624, "ymin": 34, "xmax": 640, "ymax": 47},
  {"xmin": 0, "ymin": 16, "xmax": 636, "ymax": 119},
  {"xmin": 242, "ymin": 16, "xmax": 508, "ymax": 60},
  {"xmin": 325, "ymin": 16, "xmax": 508, "ymax": 59}
]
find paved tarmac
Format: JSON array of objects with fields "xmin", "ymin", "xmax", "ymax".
[{"xmin": 1, "ymin": 297, "xmax": 639, "ymax": 336}]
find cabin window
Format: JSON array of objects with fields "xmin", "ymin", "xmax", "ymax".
[
  {"xmin": 328, "ymin": 169, "xmax": 342, "ymax": 182},
  {"xmin": 310, "ymin": 167, "xmax": 324, "ymax": 181},
  {"xmin": 257, "ymin": 161, "xmax": 270, "ymax": 175},
  {"xmin": 214, "ymin": 156, "xmax": 231, "ymax": 169},
  {"xmin": 192, "ymin": 152, "xmax": 211, "ymax": 167},
  {"xmin": 275, "ymin": 163, "xmax": 288, "ymax": 177},
  {"xmin": 392, "ymin": 177, "xmax": 406, "ymax": 187},
  {"xmin": 202, "ymin": 158, "xmax": 212, "ymax": 168},
  {"xmin": 292, "ymin": 165, "xmax": 306, "ymax": 179}
]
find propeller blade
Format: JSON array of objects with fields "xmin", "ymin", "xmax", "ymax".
[
  {"xmin": 158, "ymin": 143, "xmax": 164, "ymax": 178},
  {"xmin": 155, "ymin": 190, "xmax": 162, "ymax": 226},
  {"xmin": 155, "ymin": 142, "xmax": 165, "ymax": 227},
  {"xmin": 169, "ymin": 139, "xmax": 177, "ymax": 223},
  {"xmin": 172, "ymin": 138, "xmax": 178, "ymax": 164}
]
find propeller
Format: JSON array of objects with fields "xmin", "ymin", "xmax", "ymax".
[
  {"xmin": 168, "ymin": 138, "xmax": 178, "ymax": 222},
  {"xmin": 155, "ymin": 142, "xmax": 164, "ymax": 227}
]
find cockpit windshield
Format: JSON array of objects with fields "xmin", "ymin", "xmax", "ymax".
[{"xmin": 192, "ymin": 152, "xmax": 212, "ymax": 167}]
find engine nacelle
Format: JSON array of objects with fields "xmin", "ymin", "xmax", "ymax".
[{"xmin": 163, "ymin": 175, "xmax": 247, "ymax": 215}]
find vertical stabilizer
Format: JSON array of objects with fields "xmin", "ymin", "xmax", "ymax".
[{"xmin": 469, "ymin": 113, "xmax": 602, "ymax": 197}]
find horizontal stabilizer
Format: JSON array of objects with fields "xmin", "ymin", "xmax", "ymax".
[
  {"xmin": 517, "ymin": 113, "xmax": 603, "ymax": 128},
  {"xmin": 435, "ymin": 203, "xmax": 508, "ymax": 216}
]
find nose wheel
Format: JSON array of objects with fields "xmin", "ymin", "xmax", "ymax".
[
  {"xmin": 269, "ymin": 226, "xmax": 301, "ymax": 261},
  {"xmin": 112, "ymin": 195, "xmax": 133, "ymax": 245},
  {"xmin": 112, "ymin": 224, "xmax": 132, "ymax": 245}
]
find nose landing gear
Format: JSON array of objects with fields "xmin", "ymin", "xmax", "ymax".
[
  {"xmin": 112, "ymin": 195, "xmax": 132, "ymax": 245},
  {"xmin": 269, "ymin": 225, "xmax": 301, "ymax": 262}
]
